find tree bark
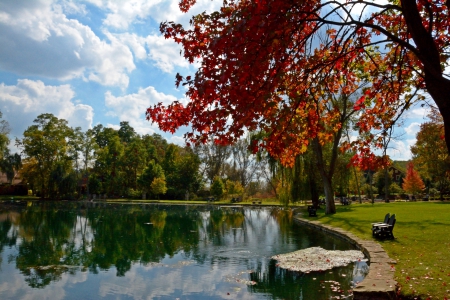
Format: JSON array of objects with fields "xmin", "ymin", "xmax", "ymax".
[
  {"xmin": 384, "ymin": 168, "xmax": 390, "ymax": 203},
  {"xmin": 312, "ymin": 138, "xmax": 336, "ymax": 214},
  {"xmin": 401, "ymin": 0, "xmax": 450, "ymax": 152}
]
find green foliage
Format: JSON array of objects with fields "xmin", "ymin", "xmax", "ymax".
[
  {"xmin": 225, "ymin": 179, "xmax": 244, "ymax": 196},
  {"xmin": 0, "ymin": 149, "xmax": 21, "ymax": 184},
  {"xmin": 151, "ymin": 177, "xmax": 167, "ymax": 198},
  {"xmin": 118, "ymin": 121, "xmax": 136, "ymax": 143},
  {"xmin": 361, "ymin": 183, "xmax": 377, "ymax": 196},
  {"xmin": 0, "ymin": 110, "xmax": 10, "ymax": 157},
  {"xmin": 210, "ymin": 176, "xmax": 225, "ymax": 199},
  {"xmin": 389, "ymin": 182, "xmax": 403, "ymax": 194},
  {"xmin": 18, "ymin": 113, "xmax": 74, "ymax": 198},
  {"xmin": 88, "ymin": 175, "xmax": 102, "ymax": 195},
  {"xmin": 138, "ymin": 160, "xmax": 165, "ymax": 196},
  {"xmin": 126, "ymin": 188, "xmax": 142, "ymax": 199}
]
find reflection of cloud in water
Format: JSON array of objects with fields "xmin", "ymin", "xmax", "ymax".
[
  {"xmin": 0, "ymin": 248, "xmax": 89, "ymax": 300},
  {"xmin": 96, "ymin": 259, "xmax": 262, "ymax": 299}
]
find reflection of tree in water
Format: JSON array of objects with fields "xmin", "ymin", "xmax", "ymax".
[
  {"xmin": 208, "ymin": 208, "xmax": 245, "ymax": 234},
  {"xmin": 0, "ymin": 204, "xmax": 208, "ymax": 287},
  {"xmin": 249, "ymin": 258, "xmax": 364, "ymax": 300},
  {"xmin": 15, "ymin": 206, "xmax": 77, "ymax": 288},
  {"xmin": 0, "ymin": 204, "xmax": 367, "ymax": 296},
  {"xmin": 269, "ymin": 207, "xmax": 294, "ymax": 236},
  {"xmin": 0, "ymin": 212, "xmax": 17, "ymax": 266},
  {"xmin": 85, "ymin": 205, "xmax": 202, "ymax": 276}
]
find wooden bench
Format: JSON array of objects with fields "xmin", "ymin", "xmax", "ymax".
[
  {"xmin": 371, "ymin": 213, "xmax": 390, "ymax": 232},
  {"xmin": 231, "ymin": 197, "xmax": 242, "ymax": 203},
  {"xmin": 373, "ymin": 214, "xmax": 396, "ymax": 239},
  {"xmin": 307, "ymin": 205, "xmax": 317, "ymax": 217}
]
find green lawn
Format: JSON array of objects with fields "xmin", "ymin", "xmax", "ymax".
[{"xmin": 311, "ymin": 201, "xmax": 450, "ymax": 299}]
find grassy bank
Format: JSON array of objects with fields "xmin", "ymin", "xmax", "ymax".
[{"xmin": 309, "ymin": 201, "xmax": 450, "ymax": 299}]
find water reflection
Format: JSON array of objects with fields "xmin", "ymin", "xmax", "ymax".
[{"xmin": 0, "ymin": 203, "xmax": 368, "ymax": 299}]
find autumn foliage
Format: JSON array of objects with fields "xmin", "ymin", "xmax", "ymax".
[
  {"xmin": 402, "ymin": 162, "xmax": 425, "ymax": 196},
  {"xmin": 147, "ymin": 0, "xmax": 450, "ymax": 168}
]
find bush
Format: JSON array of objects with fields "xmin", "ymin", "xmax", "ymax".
[{"xmin": 126, "ymin": 188, "xmax": 142, "ymax": 199}]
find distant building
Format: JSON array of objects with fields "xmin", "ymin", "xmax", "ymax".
[{"xmin": 388, "ymin": 166, "xmax": 404, "ymax": 185}]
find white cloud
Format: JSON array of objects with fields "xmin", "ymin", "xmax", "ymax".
[
  {"xmin": 0, "ymin": 0, "xmax": 135, "ymax": 88},
  {"xmin": 0, "ymin": 79, "xmax": 94, "ymax": 140},
  {"xmin": 114, "ymin": 33, "xmax": 190, "ymax": 73},
  {"xmin": 168, "ymin": 135, "xmax": 186, "ymax": 146},
  {"xmin": 386, "ymin": 139, "xmax": 416, "ymax": 161},
  {"xmin": 104, "ymin": 85, "xmax": 186, "ymax": 137},
  {"xmin": 404, "ymin": 106, "xmax": 430, "ymax": 120},
  {"xmin": 404, "ymin": 122, "xmax": 421, "ymax": 136},
  {"xmin": 86, "ymin": 0, "xmax": 222, "ymax": 29}
]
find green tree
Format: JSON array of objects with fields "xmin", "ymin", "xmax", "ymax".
[
  {"xmin": 122, "ymin": 136, "xmax": 147, "ymax": 190},
  {"xmin": 17, "ymin": 114, "xmax": 74, "ymax": 198},
  {"xmin": 210, "ymin": 176, "xmax": 225, "ymax": 200},
  {"xmin": 151, "ymin": 177, "xmax": 167, "ymax": 199},
  {"xmin": 142, "ymin": 133, "xmax": 168, "ymax": 164},
  {"xmin": 118, "ymin": 121, "xmax": 137, "ymax": 144},
  {"xmin": 90, "ymin": 126, "xmax": 127, "ymax": 196},
  {"xmin": 163, "ymin": 144, "xmax": 202, "ymax": 199},
  {"xmin": 389, "ymin": 182, "xmax": 403, "ymax": 195},
  {"xmin": 0, "ymin": 110, "xmax": 10, "ymax": 158},
  {"xmin": 92, "ymin": 124, "xmax": 117, "ymax": 148},
  {"xmin": 225, "ymin": 179, "xmax": 244, "ymax": 199},
  {"xmin": 138, "ymin": 160, "xmax": 165, "ymax": 199},
  {"xmin": 80, "ymin": 129, "xmax": 98, "ymax": 198},
  {"xmin": 0, "ymin": 149, "xmax": 21, "ymax": 184}
]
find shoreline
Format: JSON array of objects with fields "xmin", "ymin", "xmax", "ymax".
[{"xmin": 294, "ymin": 217, "xmax": 397, "ymax": 300}]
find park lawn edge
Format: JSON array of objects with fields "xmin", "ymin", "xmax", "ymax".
[{"xmin": 311, "ymin": 201, "xmax": 450, "ymax": 300}]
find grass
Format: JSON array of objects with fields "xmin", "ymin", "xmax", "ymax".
[
  {"xmin": 0, "ymin": 195, "xmax": 39, "ymax": 201},
  {"xmin": 310, "ymin": 201, "xmax": 450, "ymax": 299}
]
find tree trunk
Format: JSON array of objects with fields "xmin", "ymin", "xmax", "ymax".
[
  {"xmin": 312, "ymin": 138, "xmax": 336, "ymax": 214},
  {"xmin": 384, "ymin": 168, "xmax": 390, "ymax": 203},
  {"xmin": 353, "ymin": 166, "xmax": 362, "ymax": 204},
  {"xmin": 322, "ymin": 175, "xmax": 336, "ymax": 214},
  {"xmin": 401, "ymin": 0, "xmax": 450, "ymax": 152},
  {"xmin": 308, "ymin": 161, "xmax": 320, "ymax": 207}
]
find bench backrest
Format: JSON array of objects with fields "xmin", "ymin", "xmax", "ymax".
[
  {"xmin": 388, "ymin": 214, "xmax": 396, "ymax": 226},
  {"xmin": 383, "ymin": 213, "xmax": 390, "ymax": 224}
]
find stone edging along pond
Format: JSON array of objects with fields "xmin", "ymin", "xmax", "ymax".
[{"xmin": 294, "ymin": 217, "xmax": 398, "ymax": 300}]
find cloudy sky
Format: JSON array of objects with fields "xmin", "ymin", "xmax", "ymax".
[{"xmin": 0, "ymin": 0, "xmax": 430, "ymax": 161}]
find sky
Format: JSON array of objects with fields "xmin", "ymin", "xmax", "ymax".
[{"xmin": 0, "ymin": 0, "xmax": 432, "ymax": 161}]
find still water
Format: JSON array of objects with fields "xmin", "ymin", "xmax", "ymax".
[{"xmin": 0, "ymin": 203, "xmax": 368, "ymax": 299}]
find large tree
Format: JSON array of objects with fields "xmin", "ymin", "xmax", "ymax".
[
  {"xmin": 18, "ymin": 114, "xmax": 74, "ymax": 198},
  {"xmin": 411, "ymin": 108, "xmax": 450, "ymax": 199},
  {"xmin": 147, "ymin": 0, "xmax": 449, "ymax": 213}
]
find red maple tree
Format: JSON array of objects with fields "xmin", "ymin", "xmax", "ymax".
[
  {"xmin": 402, "ymin": 162, "xmax": 425, "ymax": 196},
  {"xmin": 147, "ymin": 0, "xmax": 449, "ymax": 213}
]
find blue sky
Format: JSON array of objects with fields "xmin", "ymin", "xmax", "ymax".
[{"xmin": 0, "ymin": 0, "xmax": 431, "ymax": 161}]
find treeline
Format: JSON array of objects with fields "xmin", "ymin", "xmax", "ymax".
[
  {"xmin": 1, "ymin": 110, "xmax": 448, "ymax": 202},
  {"xmin": 1, "ymin": 113, "xmax": 269, "ymax": 200}
]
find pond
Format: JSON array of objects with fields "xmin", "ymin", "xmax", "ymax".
[{"xmin": 0, "ymin": 202, "xmax": 368, "ymax": 299}]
